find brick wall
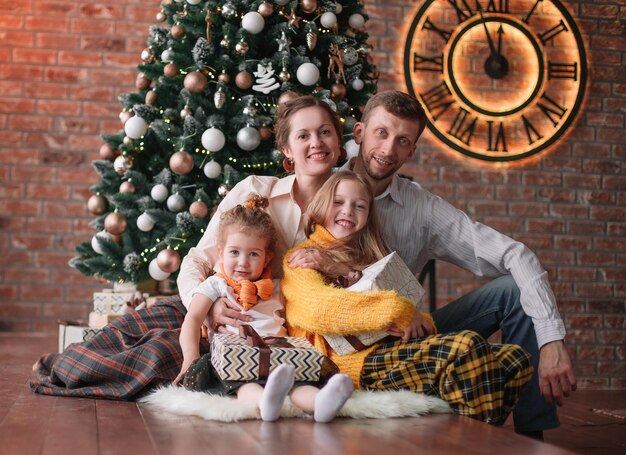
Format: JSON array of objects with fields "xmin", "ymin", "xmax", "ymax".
[{"xmin": 0, "ymin": 1, "xmax": 624, "ymax": 389}]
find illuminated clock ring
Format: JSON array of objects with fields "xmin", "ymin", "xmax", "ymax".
[
  {"xmin": 446, "ymin": 16, "xmax": 544, "ymax": 117},
  {"xmin": 403, "ymin": 0, "xmax": 588, "ymax": 162}
]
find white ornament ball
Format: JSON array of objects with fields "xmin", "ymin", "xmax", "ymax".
[
  {"xmin": 351, "ymin": 77, "xmax": 365, "ymax": 91},
  {"xmin": 349, "ymin": 13, "xmax": 365, "ymax": 29},
  {"xmin": 124, "ymin": 116, "xmax": 148, "ymax": 139},
  {"xmin": 201, "ymin": 127, "xmax": 226, "ymax": 151},
  {"xmin": 335, "ymin": 2, "xmax": 343, "ymax": 14},
  {"xmin": 141, "ymin": 48, "xmax": 152, "ymax": 61},
  {"xmin": 203, "ymin": 160, "xmax": 222, "ymax": 179},
  {"xmin": 137, "ymin": 213, "xmax": 155, "ymax": 232},
  {"xmin": 241, "ymin": 12, "xmax": 265, "ymax": 34},
  {"xmin": 296, "ymin": 62, "xmax": 320, "ymax": 86},
  {"xmin": 149, "ymin": 259, "xmax": 171, "ymax": 281},
  {"xmin": 186, "ymin": 0, "xmax": 201, "ymax": 5},
  {"xmin": 161, "ymin": 49, "xmax": 174, "ymax": 63},
  {"xmin": 166, "ymin": 193, "xmax": 186, "ymax": 212},
  {"xmin": 91, "ymin": 230, "xmax": 111, "ymax": 255},
  {"xmin": 345, "ymin": 139, "xmax": 360, "ymax": 160},
  {"xmin": 320, "ymin": 12, "xmax": 337, "ymax": 29},
  {"xmin": 236, "ymin": 127, "xmax": 261, "ymax": 151},
  {"xmin": 151, "ymin": 184, "xmax": 169, "ymax": 202}
]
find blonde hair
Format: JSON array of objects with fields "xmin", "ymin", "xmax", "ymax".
[
  {"xmin": 274, "ymin": 94, "xmax": 344, "ymax": 151},
  {"xmin": 217, "ymin": 194, "xmax": 278, "ymax": 254},
  {"xmin": 305, "ymin": 171, "xmax": 388, "ymax": 269}
]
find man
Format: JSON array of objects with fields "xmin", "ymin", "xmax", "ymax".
[{"xmin": 345, "ymin": 90, "xmax": 576, "ymax": 439}]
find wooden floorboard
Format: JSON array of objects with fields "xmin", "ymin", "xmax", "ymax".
[{"xmin": 1, "ymin": 333, "xmax": 624, "ymax": 454}]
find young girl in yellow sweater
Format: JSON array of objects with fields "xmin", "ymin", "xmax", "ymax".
[
  {"xmin": 176, "ymin": 194, "xmax": 353, "ymax": 422},
  {"xmin": 282, "ymin": 171, "xmax": 533, "ymax": 424}
]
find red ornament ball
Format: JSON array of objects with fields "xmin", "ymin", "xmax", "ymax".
[
  {"xmin": 235, "ymin": 71, "xmax": 253, "ymax": 90},
  {"xmin": 99, "ymin": 143, "xmax": 119, "ymax": 160},
  {"xmin": 164, "ymin": 63, "xmax": 179, "ymax": 78},
  {"xmin": 135, "ymin": 73, "xmax": 152, "ymax": 90},
  {"xmin": 169, "ymin": 150, "xmax": 194, "ymax": 175},
  {"xmin": 189, "ymin": 201, "xmax": 209, "ymax": 218},
  {"xmin": 184, "ymin": 71, "xmax": 208, "ymax": 93},
  {"xmin": 104, "ymin": 212, "xmax": 127, "ymax": 236},
  {"xmin": 145, "ymin": 90, "xmax": 157, "ymax": 105},
  {"xmin": 119, "ymin": 181, "xmax": 136, "ymax": 193},
  {"xmin": 87, "ymin": 194, "xmax": 108, "ymax": 215},
  {"xmin": 331, "ymin": 83, "xmax": 347, "ymax": 99},
  {"xmin": 157, "ymin": 248, "xmax": 181, "ymax": 273},
  {"xmin": 171, "ymin": 24, "xmax": 185, "ymax": 39}
]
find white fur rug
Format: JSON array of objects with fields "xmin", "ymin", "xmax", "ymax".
[{"xmin": 139, "ymin": 384, "xmax": 451, "ymax": 422}]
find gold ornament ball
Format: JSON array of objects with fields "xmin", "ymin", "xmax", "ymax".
[
  {"xmin": 157, "ymin": 248, "xmax": 182, "ymax": 273},
  {"xmin": 87, "ymin": 194, "xmax": 108, "ymax": 215},
  {"xmin": 218, "ymin": 71, "xmax": 230, "ymax": 83},
  {"xmin": 331, "ymin": 83, "xmax": 347, "ymax": 99},
  {"xmin": 259, "ymin": 126, "xmax": 273, "ymax": 141},
  {"xmin": 171, "ymin": 24, "xmax": 185, "ymax": 39},
  {"xmin": 218, "ymin": 184, "xmax": 232, "ymax": 198},
  {"xmin": 169, "ymin": 150, "xmax": 194, "ymax": 175},
  {"xmin": 145, "ymin": 90, "xmax": 158, "ymax": 105},
  {"xmin": 180, "ymin": 107, "xmax": 191, "ymax": 119},
  {"xmin": 164, "ymin": 63, "xmax": 179, "ymax": 78},
  {"xmin": 235, "ymin": 41, "xmax": 249, "ymax": 56},
  {"xmin": 235, "ymin": 71, "xmax": 253, "ymax": 90},
  {"xmin": 119, "ymin": 181, "xmax": 136, "ymax": 193},
  {"xmin": 99, "ymin": 143, "xmax": 119, "ymax": 160},
  {"xmin": 156, "ymin": 11, "xmax": 166, "ymax": 22},
  {"xmin": 189, "ymin": 201, "xmax": 209, "ymax": 219},
  {"xmin": 123, "ymin": 136, "xmax": 133, "ymax": 146},
  {"xmin": 301, "ymin": 0, "xmax": 318, "ymax": 13},
  {"xmin": 184, "ymin": 71, "xmax": 208, "ymax": 93},
  {"xmin": 258, "ymin": 2, "xmax": 274, "ymax": 16},
  {"xmin": 135, "ymin": 73, "xmax": 152, "ymax": 90},
  {"xmin": 104, "ymin": 212, "xmax": 127, "ymax": 236},
  {"xmin": 114, "ymin": 155, "xmax": 132, "ymax": 174}
]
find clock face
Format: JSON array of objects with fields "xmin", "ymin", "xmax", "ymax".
[{"xmin": 404, "ymin": 0, "xmax": 587, "ymax": 161}]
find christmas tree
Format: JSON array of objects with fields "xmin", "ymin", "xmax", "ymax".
[{"xmin": 71, "ymin": 0, "xmax": 377, "ymax": 287}]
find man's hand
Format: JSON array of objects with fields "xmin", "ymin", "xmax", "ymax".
[
  {"xmin": 288, "ymin": 248, "xmax": 351, "ymax": 278},
  {"xmin": 387, "ymin": 309, "xmax": 435, "ymax": 340},
  {"xmin": 208, "ymin": 297, "xmax": 252, "ymax": 332},
  {"xmin": 538, "ymin": 340, "xmax": 577, "ymax": 406}
]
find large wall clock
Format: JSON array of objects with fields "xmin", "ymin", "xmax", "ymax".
[{"xmin": 404, "ymin": 0, "xmax": 587, "ymax": 161}]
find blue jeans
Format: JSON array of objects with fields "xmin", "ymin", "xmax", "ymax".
[{"xmin": 431, "ymin": 275, "xmax": 559, "ymax": 432}]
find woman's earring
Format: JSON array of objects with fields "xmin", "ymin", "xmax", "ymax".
[{"xmin": 282, "ymin": 157, "xmax": 294, "ymax": 172}]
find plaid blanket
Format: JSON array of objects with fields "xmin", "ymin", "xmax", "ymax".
[{"xmin": 30, "ymin": 295, "xmax": 209, "ymax": 400}]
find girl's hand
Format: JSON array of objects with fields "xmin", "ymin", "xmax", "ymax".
[
  {"xmin": 174, "ymin": 356, "xmax": 198, "ymax": 385},
  {"xmin": 288, "ymin": 248, "xmax": 351, "ymax": 277}
]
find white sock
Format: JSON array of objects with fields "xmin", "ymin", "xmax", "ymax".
[
  {"xmin": 314, "ymin": 374, "xmax": 354, "ymax": 423},
  {"xmin": 259, "ymin": 364, "xmax": 295, "ymax": 422}
]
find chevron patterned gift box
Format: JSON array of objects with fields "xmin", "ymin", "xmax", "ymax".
[
  {"xmin": 58, "ymin": 321, "xmax": 102, "ymax": 352},
  {"xmin": 210, "ymin": 331, "xmax": 324, "ymax": 382}
]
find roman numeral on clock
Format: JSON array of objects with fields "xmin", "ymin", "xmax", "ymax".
[
  {"xmin": 420, "ymin": 82, "xmax": 455, "ymax": 120},
  {"xmin": 413, "ymin": 52, "xmax": 443, "ymax": 72},
  {"xmin": 548, "ymin": 61, "xmax": 578, "ymax": 81},
  {"xmin": 487, "ymin": 121, "xmax": 508, "ymax": 152},
  {"xmin": 447, "ymin": 107, "xmax": 477, "ymax": 146}
]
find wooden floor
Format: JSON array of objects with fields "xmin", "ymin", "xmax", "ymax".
[{"xmin": 1, "ymin": 333, "xmax": 624, "ymax": 455}]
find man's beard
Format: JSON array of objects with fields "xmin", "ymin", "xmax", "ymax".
[{"xmin": 361, "ymin": 154, "xmax": 396, "ymax": 181}]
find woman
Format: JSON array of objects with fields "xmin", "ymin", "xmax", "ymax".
[{"xmin": 30, "ymin": 95, "xmax": 343, "ymax": 400}]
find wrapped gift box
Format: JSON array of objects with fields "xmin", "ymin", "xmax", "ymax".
[
  {"xmin": 210, "ymin": 332, "xmax": 323, "ymax": 382},
  {"xmin": 93, "ymin": 290, "xmax": 148, "ymax": 316},
  {"xmin": 324, "ymin": 252, "xmax": 426, "ymax": 355},
  {"xmin": 58, "ymin": 321, "xmax": 102, "ymax": 352},
  {"xmin": 88, "ymin": 311, "xmax": 121, "ymax": 328}
]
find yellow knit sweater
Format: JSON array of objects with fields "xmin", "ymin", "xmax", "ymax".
[{"xmin": 282, "ymin": 225, "xmax": 435, "ymax": 388}]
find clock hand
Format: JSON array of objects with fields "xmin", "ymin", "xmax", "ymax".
[
  {"xmin": 476, "ymin": 3, "xmax": 498, "ymax": 57},
  {"xmin": 496, "ymin": 25, "xmax": 504, "ymax": 56}
]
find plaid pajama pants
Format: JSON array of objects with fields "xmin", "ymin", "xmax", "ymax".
[
  {"xmin": 30, "ymin": 295, "xmax": 207, "ymax": 400},
  {"xmin": 360, "ymin": 330, "xmax": 533, "ymax": 425}
]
